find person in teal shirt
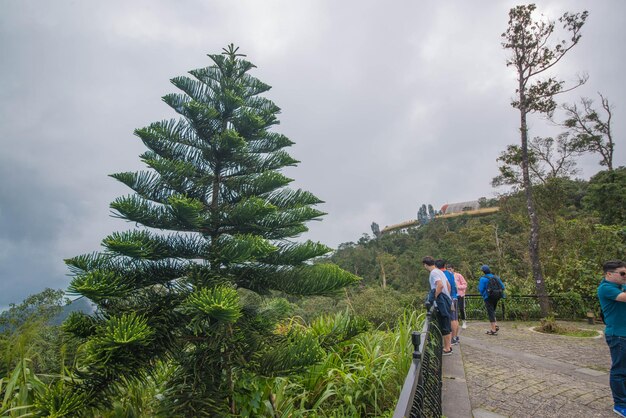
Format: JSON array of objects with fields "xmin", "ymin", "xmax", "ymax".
[{"xmin": 597, "ymin": 260, "xmax": 626, "ymax": 417}]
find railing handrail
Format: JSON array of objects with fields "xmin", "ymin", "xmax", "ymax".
[{"xmin": 393, "ymin": 303, "xmax": 442, "ymax": 418}]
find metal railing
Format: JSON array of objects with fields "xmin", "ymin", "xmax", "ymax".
[
  {"xmin": 393, "ymin": 303, "xmax": 443, "ymax": 418},
  {"xmin": 463, "ymin": 294, "xmax": 598, "ymax": 321}
]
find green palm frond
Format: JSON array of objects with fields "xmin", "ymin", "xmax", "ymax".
[
  {"xmin": 161, "ymin": 91, "xmax": 191, "ymax": 116},
  {"xmin": 67, "ymin": 270, "xmax": 132, "ymax": 300},
  {"xmin": 65, "ymin": 252, "xmax": 116, "ymax": 274},
  {"xmin": 110, "ymin": 170, "xmax": 176, "ymax": 204},
  {"xmin": 257, "ymin": 150, "xmax": 299, "ymax": 171},
  {"xmin": 110, "ymin": 195, "xmax": 178, "ymax": 229},
  {"xmin": 34, "ymin": 381, "xmax": 87, "ymax": 418},
  {"xmin": 268, "ymin": 264, "xmax": 361, "ymax": 296},
  {"xmin": 258, "ymin": 207, "xmax": 326, "ymax": 238},
  {"xmin": 170, "ymin": 76, "xmax": 218, "ymax": 106},
  {"xmin": 261, "ymin": 241, "xmax": 331, "ymax": 265},
  {"xmin": 135, "ymin": 126, "xmax": 207, "ymax": 169},
  {"xmin": 104, "ymin": 313, "xmax": 154, "ymax": 346},
  {"xmin": 182, "ymin": 286, "xmax": 242, "ymax": 329},
  {"xmin": 143, "ymin": 118, "xmax": 208, "ymax": 150},
  {"xmin": 102, "ymin": 230, "xmax": 205, "ymax": 260},
  {"xmin": 265, "ymin": 188, "xmax": 324, "ymax": 208},
  {"xmin": 214, "ymin": 234, "xmax": 277, "ymax": 263},
  {"xmin": 247, "ymin": 132, "xmax": 294, "ymax": 154},
  {"xmin": 141, "ymin": 150, "xmax": 210, "ymax": 184},
  {"xmin": 264, "ymin": 224, "xmax": 309, "ymax": 239},
  {"xmin": 224, "ymin": 197, "xmax": 277, "ymax": 225},
  {"xmin": 223, "ymin": 171, "xmax": 293, "ymax": 202},
  {"xmin": 310, "ymin": 311, "xmax": 370, "ymax": 349},
  {"xmin": 86, "ymin": 313, "xmax": 154, "ymax": 366}
]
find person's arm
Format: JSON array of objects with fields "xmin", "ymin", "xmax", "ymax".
[
  {"xmin": 498, "ymin": 277, "xmax": 505, "ymax": 290},
  {"xmin": 599, "ymin": 284, "xmax": 626, "ymax": 302},
  {"xmin": 456, "ymin": 273, "xmax": 467, "ymax": 292},
  {"xmin": 478, "ymin": 277, "xmax": 486, "ymax": 295},
  {"xmin": 435, "ymin": 279, "xmax": 443, "ymax": 298}
]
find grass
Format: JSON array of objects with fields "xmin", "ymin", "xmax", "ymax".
[
  {"xmin": 535, "ymin": 316, "xmax": 600, "ymax": 337},
  {"xmin": 546, "ymin": 328, "xmax": 598, "ymax": 337}
]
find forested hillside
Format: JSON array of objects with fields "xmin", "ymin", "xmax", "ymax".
[{"xmin": 329, "ymin": 170, "xmax": 626, "ymax": 299}]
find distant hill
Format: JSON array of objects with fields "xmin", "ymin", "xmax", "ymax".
[{"xmin": 50, "ymin": 297, "xmax": 96, "ymax": 326}]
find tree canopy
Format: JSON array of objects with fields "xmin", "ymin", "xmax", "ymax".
[{"xmin": 58, "ymin": 45, "xmax": 359, "ymax": 416}]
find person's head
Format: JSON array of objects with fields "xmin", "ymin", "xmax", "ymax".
[
  {"xmin": 435, "ymin": 259, "xmax": 446, "ymax": 270},
  {"xmin": 481, "ymin": 265, "xmax": 491, "ymax": 275},
  {"xmin": 603, "ymin": 260, "xmax": 626, "ymax": 283},
  {"xmin": 422, "ymin": 256, "xmax": 435, "ymax": 271},
  {"xmin": 447, "ymin": 263, "xmax": 455, "ymax": 272}
]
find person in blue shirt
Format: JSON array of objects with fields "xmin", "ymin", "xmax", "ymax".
[
  {"xmin": 597, "ymin": 260, "xmax": 626, "ymax": 417},
  {"xmin": 436, "ymin": 259, "xmax": 459, "ymax": 345},
  {"xmin": 477, "ymin": 265, "xmax": 505, "ymax": 335}
]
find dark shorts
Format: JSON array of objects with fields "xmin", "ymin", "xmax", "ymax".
[
  {"xmin": 450, "ymin": 299, "xmax": 459, "ymax": 321},
  {"xmin": 436, "ymin": 309, "xmax": 452, "ymax": 336}
]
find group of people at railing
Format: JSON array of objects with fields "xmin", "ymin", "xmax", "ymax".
[{"xmin": 422, "ymin": 256, "xmax": 505, "ymax": 355}]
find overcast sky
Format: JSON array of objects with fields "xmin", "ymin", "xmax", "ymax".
[{"xmin": 1, "ymin": 1, "xmax": 624, "ymax": 308}]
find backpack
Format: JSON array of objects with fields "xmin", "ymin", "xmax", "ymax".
[{"xmin": 486, "ymin": 275, "xmax": 503, "ymax": 299}]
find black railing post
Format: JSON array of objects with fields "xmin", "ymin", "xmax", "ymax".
[{"xmin": 411, "ymin": 331, "xmax": 421, "ymax": 359}]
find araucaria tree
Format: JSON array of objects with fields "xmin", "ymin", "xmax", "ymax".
[
  {"xmin": 60, "ymin": 45, "xmax": 359, "ymax": 416},
  {"xmin": 502, "ymin": 4, "xmax": 587, "ymax": 315}
]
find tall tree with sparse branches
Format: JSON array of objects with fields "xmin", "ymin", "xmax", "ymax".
[
  {"xmin": 55, "ymin": 45, "xmax": 359, "ymax": 417},
  {"xmin": 502, "ymin": 4, "xmax": 588, "ymax": 315}
]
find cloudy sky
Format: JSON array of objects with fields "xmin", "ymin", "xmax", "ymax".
[{"xmin": 1, "ymin": 1, "xmax": 625, "ymax": 307}]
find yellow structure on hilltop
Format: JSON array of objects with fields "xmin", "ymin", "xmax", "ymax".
[
  {"xmin": 380, "ymin": 200, "xmax": 500, "ymax": 234},
  {"xmin": 437, "ymin": 206, "xmax": 500, "ymax": 219}
]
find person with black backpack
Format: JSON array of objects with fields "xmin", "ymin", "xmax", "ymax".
[{"xmin": 478, "ymin": 265, "xmax": 505, "ymax": 335}]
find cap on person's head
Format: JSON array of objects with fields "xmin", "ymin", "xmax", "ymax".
[{"xmin": 481, "ymin": 265, "xmax": 491, "ymax": 274}]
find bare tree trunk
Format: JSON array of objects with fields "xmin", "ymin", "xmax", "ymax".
[
  {"xmin": 379, "ymin": 257, "xmax": 387, "ymax": 289},
  {"xmin": 519, "ymin": 96, "xmax": 550, "ymax": 316},
  {"xmin": 494, "ymin": 225, "xmax": 503, "ymax": 265}
]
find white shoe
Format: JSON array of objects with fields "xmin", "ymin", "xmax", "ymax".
[{"xmin": 461, "ymin": 321, "xmax": 467, "ymax": 329}]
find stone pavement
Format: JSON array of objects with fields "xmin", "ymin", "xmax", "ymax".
[{"xmin": 454, "ymin": 320, "xmax": 614, "ymax": 418}]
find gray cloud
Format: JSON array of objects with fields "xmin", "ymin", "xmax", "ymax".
[{"xmin": 1, "ymin": 0, "xmax": 625, "ymax": 306}]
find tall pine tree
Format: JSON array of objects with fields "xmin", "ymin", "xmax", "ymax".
[{"xmin": 58, "ymin": 45, "xmax": 359, "ymax": 416}]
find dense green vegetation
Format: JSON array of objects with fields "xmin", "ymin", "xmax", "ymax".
[{"xmin": 0, "ymin": 288, "xmax": 421, "ymax": 417}]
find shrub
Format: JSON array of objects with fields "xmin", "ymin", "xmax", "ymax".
[
  {"xmin": 348, "ymin": 287, "xmax": 417, "ymax": 329},
  {"xmin": 550, "ymin": 292, "xmax": 587, "ymax": 320}
]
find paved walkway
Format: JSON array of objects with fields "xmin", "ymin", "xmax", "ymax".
[{"xmin": 455, "ymin": 320, "xmax": 614, "ymax": 418}]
